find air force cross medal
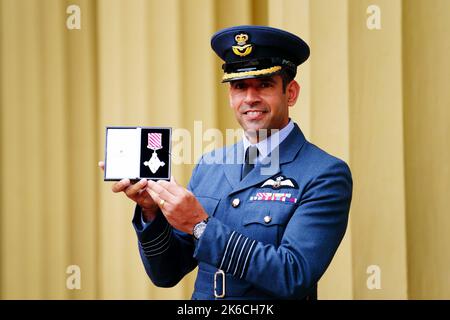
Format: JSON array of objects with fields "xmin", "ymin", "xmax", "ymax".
[{"xmin": 143, "ymin": 133, "xmax": 165, "ymax": 174}]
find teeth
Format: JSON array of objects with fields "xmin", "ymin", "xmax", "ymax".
[{"xmin": 247, "ymin": 111, "xmax": 262, "ymax": 116}]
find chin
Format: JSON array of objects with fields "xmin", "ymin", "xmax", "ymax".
[{"xmin": 243, "ymin": 122, "xmax": 267, "ymax": 133}]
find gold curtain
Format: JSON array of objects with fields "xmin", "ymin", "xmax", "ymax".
[{"xmin": 0, "ymin": 0, "xmax": 449, "ymax": 299}]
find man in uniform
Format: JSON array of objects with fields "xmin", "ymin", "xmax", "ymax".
[{"xmin": 100, "ymin": 25, "xmax": 352, "ymax": 300}]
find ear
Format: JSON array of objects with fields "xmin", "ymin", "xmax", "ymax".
[{"xmin": 286, "ymin": 80, "xmax": 300, "ymax": 107}]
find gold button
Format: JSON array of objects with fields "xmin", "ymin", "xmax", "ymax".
[
  {"xmin": 232, "ymin": 198, "xmax": 240, "ymax": 208},
  {"xmin": 264, "ymin": 216, "xmax": 272, "ymax": 224}
]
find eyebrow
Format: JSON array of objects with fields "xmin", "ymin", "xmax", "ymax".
[
  {"xmin": 230, "ymin": 77, "xmax": 277, "ymax": 87},
  {"xmin": 258, "ymin": 77, "xmax": 276, "ymax": 84}
]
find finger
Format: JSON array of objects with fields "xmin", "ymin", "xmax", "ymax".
[
  {"xmin": 169, "ymin": 176, "xmax": 182, "ymax": 190},
  {"xmin": 148, "ymin": 180, "xmax": 178, "ymax": 203},
  {"xmin": 147, "ymin": 188, "xmax": 158, "ymax": 201},
  {"xmin": 98, "ymin": 161, "xmax": 105, "ymax": 171},
  {"xmin": 148, "ymin": 180, "xmax": 177, "ymax": 203},
  {"xmin": 111, "ymin": 178, "xmax": 131, "ymax": 193},
  {"xmin": 157, "ymin": 179, "xmax": 184, "ymax": 197},
  {"xmin": 147, "ymin": 188, "xmax": 170, "ymax": 211},
  {"xmin": 124, "ymin": 178, "xmax": 148, "ymax": 198}
]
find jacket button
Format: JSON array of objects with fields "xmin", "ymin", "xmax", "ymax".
[
  {"xmin": 264, "ymin": 216, "xmax": 272, "ymax": 224},
  {"xmin": 232, "ymin": 198, "xmax": 240, "ymax": 208}
]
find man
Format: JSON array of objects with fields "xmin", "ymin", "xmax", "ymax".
[{"xmin": 100, "ymin": 25, "xmax": 352, "ymax": 300}]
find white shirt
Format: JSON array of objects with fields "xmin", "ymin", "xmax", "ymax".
[{"xmin": 242, "ymin": 119, "xmax": 294, "ymax": 165}]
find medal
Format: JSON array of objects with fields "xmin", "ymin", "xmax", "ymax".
[
  {"xmin": 249, "ymin": 192, "xmax": 297, "ymax": 203},
  {"xmin": 143, "ymin": 133, "xmax": 165, "ymax": 174}
]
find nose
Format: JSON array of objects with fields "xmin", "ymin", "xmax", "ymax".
[{"xmin": 243, "ymin": 86, "xmax": 261, "ymax": 106}]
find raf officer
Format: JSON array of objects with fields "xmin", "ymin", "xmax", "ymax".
[{"xmin": 100, "ymin": 25, "xmax": 352, "ymax": 299}]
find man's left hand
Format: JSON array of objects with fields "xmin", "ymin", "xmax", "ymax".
[{"xmin": 146, "ymin": 177, "xmax": 208, "ymax": 234}]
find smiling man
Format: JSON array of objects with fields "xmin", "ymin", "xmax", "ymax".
[
  {"xmin": 101, "ymin": 25, "xmax": 353, "ymax": 300},
  {"xmin": 229, "ymin": 75, "xmax": 298, "ymax": 144}
]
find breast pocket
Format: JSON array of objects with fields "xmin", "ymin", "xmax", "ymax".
[
  {"xmin": 241, "ymin": 202, "xmax": 296, "ymax": 246},
  {"xmin": 197, "ymin": 196, "xmax": 220, "ymax": 217}
]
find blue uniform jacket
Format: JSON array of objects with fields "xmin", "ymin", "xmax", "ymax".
[{"xmin": 132, "ymin": 123, "xmax": 352, "ymax": 300}]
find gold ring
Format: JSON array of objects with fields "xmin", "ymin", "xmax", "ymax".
[{"xmin": 159, "ymin": 199, "xmax": 165, "ymax": 208}]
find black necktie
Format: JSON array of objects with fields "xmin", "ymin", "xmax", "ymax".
[{"xmin": 242, "ymin": 146, "xmax": 259, "ymax": 180}]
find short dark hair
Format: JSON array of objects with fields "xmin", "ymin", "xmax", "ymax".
[{"xmin": 279, "ymin": 68, "xmax": 296, "ymax": 93}]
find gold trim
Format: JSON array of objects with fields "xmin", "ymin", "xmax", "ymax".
[
  {"xmin": 222, "ymin": 66, "xmax": 282, "ymax": 81},
  {"xmin": 232, "ymin": 44, "xmax": 253, "ymax": 57}
]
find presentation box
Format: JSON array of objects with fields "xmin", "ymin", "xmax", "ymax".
[{"xmin": 104, "ymin": 126, "xmax": 171, "ymax": 181}]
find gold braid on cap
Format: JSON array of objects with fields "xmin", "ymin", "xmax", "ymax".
[{"xmin": 222, "ymin": 66, "xmax": 282, "ymax": 81}]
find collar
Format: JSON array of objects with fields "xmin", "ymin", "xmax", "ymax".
[
  {"xmin": 242, "ymin": 119, "xmax": 295, "ymax": 162},
  {"xmin": 223, "ymin": 122, "xmax": 307, "ymax": 194}
]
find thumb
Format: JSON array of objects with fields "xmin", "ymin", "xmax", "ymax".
[{"xmin": 170, "ymin": 175, "xmax": 178, "ymax": 185}]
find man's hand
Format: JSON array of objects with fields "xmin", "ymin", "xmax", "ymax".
[
  {"xmin": 146, "ymin": 176, "xmax": 208, "ymax": 234},
  {"xmin": 98, "ymin": 161, "xmax": 159, "ymax": 222}
]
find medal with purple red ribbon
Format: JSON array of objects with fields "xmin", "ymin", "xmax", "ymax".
[{"xmin": 143, "ymin": 133, "xmax": 165, "ymax": 174}]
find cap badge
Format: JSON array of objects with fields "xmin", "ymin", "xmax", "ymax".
[{"xmin": 232, "ymin": 33, "xmax": 253, "ymax": 57}]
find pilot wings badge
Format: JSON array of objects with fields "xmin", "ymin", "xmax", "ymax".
[{"xmin": 260, "ymin": 175, "xmax": 298, "ymax": 190}]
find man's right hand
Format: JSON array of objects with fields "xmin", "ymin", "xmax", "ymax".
[{"xmin": 98, "ymin": 161, "xmax": 159, "ymax": 222}]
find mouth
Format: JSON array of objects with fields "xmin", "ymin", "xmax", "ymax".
[
  {"xmin": 245, "ymin": 110, "xmax": 264, "ymax": 115},
  {"xmin": 243, "ymin": 109, "xmax": 268, "ymax": 117},
  {"xmin": 242, "ymin": 109, "xmax": 268, "ymax": 121}
]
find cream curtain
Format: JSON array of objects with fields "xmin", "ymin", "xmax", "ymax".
[{"xmin": 1, "ymin": 0, "xmax": 449, "ymax": 299}]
